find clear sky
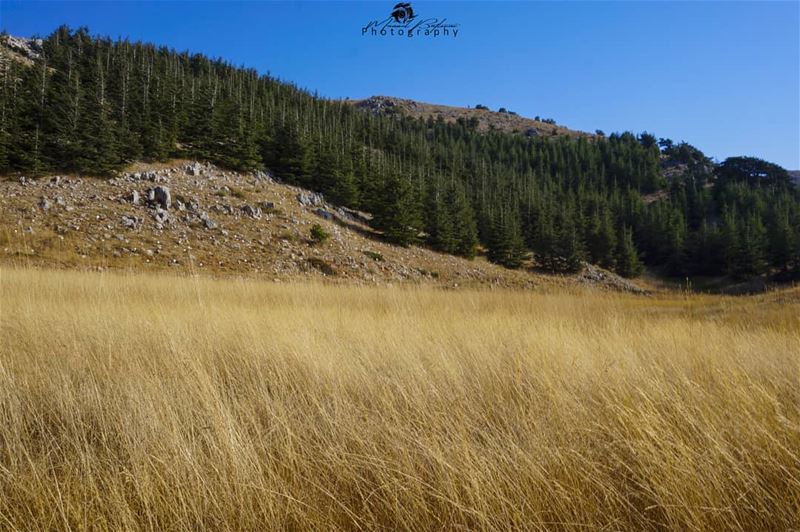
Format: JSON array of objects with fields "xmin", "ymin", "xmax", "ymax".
[{"xmin": 2, "ymin": 1, "xmax": 798, "ymax": 168}]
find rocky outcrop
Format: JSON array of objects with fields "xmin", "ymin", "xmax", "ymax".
[
  {"xmin": 147, "ymin": 186, "xmax": 171, "ymax": 210},
  {"xmin": 1, "ymin": 35, "xmax": 43, "ymax": 61},
  {"xmin": 297, "ymin": 192, "xmax": 324, "ymax": 207},
  {"xmin": 576, "ymin": 263, "xmax": 648, "ymax": 294}
]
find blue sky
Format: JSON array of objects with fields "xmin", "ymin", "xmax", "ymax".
[{"xmin": 2, "ymin": 1, "xmax": 798, "ymax": 168}]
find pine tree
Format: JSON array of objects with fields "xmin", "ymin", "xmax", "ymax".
[
  {"xmin": 1, "ymin": 26, "xmax": 797, "ymax": 281},
  {"xmin": 615, "ymin": 226, "xmax": 643, "ymax": 278},
  {"xmin": 727, "ymin": 214, "xmax": 768, "ymax": 279},
  {"xmin": 768, "ymin": 204, "xmax": 794, "ymax": 272},
  {"xmin": 552, "ymin": 216, "xmax": 585, "ymax": 273},
  {"xmin": 425, "ymin": 182, "xmax": 456, "ymax": 253},
  {"xmin": 586, "ymin": 210, "xmax": 616, "ymax": 270},
  {"xmin": 487, "ymin": 208, "xmax": 526, "ymax": 269},
  {"xmin": 262, "ymin": 121, "xmax": 309, "ymax": 185},
  {"xmin": 448, "ymin": 183, "xmax": 478, "ymax": 258},
  {"xmin": 371, "ymin": 173, "xmax": 421, "ymax": 246},
  {"xmin": 329, "ymin": 159, "xmax": 359, "ymax": 207}
]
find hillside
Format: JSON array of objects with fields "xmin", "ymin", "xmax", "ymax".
[
  {"xmin": 350, "ymin": 95, "xmax": 588, "ymax": 138},
  {"xmin": 1, "ymin": 28, "xmax": 798, "ymax": 286},
  {"xmin": 0, "ymin": 160, "xmax": 648, "ymax": 293}
]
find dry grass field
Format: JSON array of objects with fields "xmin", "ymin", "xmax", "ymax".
[{"xmin": 1, "ymin": 266, "xmax": 799, "ymax": 530}]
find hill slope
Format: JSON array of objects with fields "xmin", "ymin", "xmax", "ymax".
[
  {"xmin": 1, "ymin": 28, "xmax": 798, "ymax": 286},
  {"xmin": 0, "ymin": 161, "xmax": 648, "ymax": 292},
  {"xmin": 350, "ymin": 95, "xmax": 587, "ymax": 137}
]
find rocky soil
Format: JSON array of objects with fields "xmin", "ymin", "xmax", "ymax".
[
  {"xmin": 350, "ymin": 96, "xmax": 589, "ymax": 138},
  {"xmin": 0, "ymin": 161, "xmax": 648, "ymax": 292}
]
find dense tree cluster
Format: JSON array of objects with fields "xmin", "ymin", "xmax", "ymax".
[{"xmin": 2, "ymin": 28, "xmax": 799, "ymax": 279}]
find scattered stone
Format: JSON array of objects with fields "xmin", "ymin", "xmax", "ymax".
[
  {"xmin": 5, "ymin": 36, "xmax": 44, "ymax": 60},
  {"xmin": 153, "ymin": 208, "xmax": 171, "ymax": 227},
  {"xmin": 338, "ymin": 207, "xmax": 371, "ymax": 224},
  {"xmin": 130, "ymin": 190, "xmax": 140, "ymax": 205},
  {"xmin": 185, "ymin": 162, "xmax": 204, "ymax": 176},
  {"xmin": 38, "ymin": 197, "xmax": 51, "ymax": 210},
  {"xmin": 297, "ymin": 192, "xmax": 324, "ymax": 207},
  {"xmin": 121, "ymin": 215, "xmax": 143, "ymax": 230},
  {"xmin": 577, "ymin": 263, "xmax": 647, "ymax": 294},
  {"xmin": 199, "ymin": 212, "xmax": 217, "ymax": 229},
  {"xmin": 254, "ymin": 169, "xmax": 275, "ymax": 183},
  {"xmin": 146, "ymin": 186, "xmax": 171, "ymax": 210},
  {"xmin": 314, "ymin": 208, "xmax": 334, "ymax": 220},
  {"xmin": 242, "ymin": 205, "xmax": 262, "ymax": 219},
  {"xmin": 55, "ymin": 196, "xmax": 67, "ymax": 207}
]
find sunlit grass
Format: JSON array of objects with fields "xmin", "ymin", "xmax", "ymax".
[{"xmin": 1, "ymin": 267, "xmax": 798, "ymax": 530}]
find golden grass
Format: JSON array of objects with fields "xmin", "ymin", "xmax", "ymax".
[{"xmin": 1, "ymin": 267, "xmax": 799, "ymax": 530}]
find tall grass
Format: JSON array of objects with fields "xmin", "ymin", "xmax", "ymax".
[{"xmin": 1, "ymin": 267, "xmax": 798, "ymax": 530}]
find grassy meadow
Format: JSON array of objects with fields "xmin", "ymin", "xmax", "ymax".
[{"xmin": 0, "ymin": 266, "xmax": 798, "ymax": 530}]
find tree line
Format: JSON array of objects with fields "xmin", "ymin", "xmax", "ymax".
[{"xmin": 1, "ymin": 27, "xmax": 798, "ymax": 279}]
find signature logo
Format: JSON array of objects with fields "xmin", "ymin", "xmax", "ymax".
[
  {"xmin": 391, "ymin": 3, "xmax": 415, "ymax": 23},
  {"xmin": 362, "ymin": 2, "xmax": 460, "ymax": 39}
]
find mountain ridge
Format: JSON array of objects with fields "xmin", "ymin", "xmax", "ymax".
[{"xmin": 348, "ymin": 95, "xmax": 588, "ymax": 138}]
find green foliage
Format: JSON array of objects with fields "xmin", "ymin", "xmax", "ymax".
[
  {"xmin": 371, "ymin": 173, "xmax": 421, "ymax": 246},
  {"xmin": 586, "ymin": 211, "xmax": 616, "ymax": 270},
  {"xmin": 487, "ymin": 209, "xmax": 527, "ymax": 269},
  {"xmin": 615, "ymin": 226, "xmax": 643, "ymax": 278},
  {"xmin": 310, "ymin": 223, "xmax": 330, "ymax": 244},
  {"xmin": 425, "ymin": 181, "xmax": 478, "ymax": 258},
  {"xmin": 2, "ymin": 27, "xmax": 798, "ymax": 281},
  {"xmin": 717, "ymin": 156, "xmax": 791, "ymax": 188}
]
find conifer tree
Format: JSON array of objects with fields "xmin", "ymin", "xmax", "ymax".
[
  {"xmin": 1, "ymin": 27, "xmax": 797, "ymax": 279},
  {"xmin": 586, "ymin": 210, "xmax": 616, "ymax": 270},
  {"xmin": 487, "ymin": 209, "xmax": 526, "ymax": 269},
  {"xmin": 425, "ymin": 182, "xmax": 456, "ymax": 253},
  {"xmin": 371, "ymin": 173, "xmax": 421, "ymax": 246},
  {"xmin": 448, "ymin": 183, "xmax": 479, "ymax": 258},
  {"xmin": 615, "ymin": 226, "xmax": 643, "ymax": 278}
]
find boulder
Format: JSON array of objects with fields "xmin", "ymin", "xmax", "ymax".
[
  {"xmin": 314, "ymin": 208, "xmax": 334, "ymax": 221},
  {"xmin": 130, "ymin": 190, "xmax": 140, "ymax": 205},
  {"xmin": 153, "ymin": 207, "xmax": 172, "ymax": 229},
  {"xmin": 297, "ymin": 192, "xmax": 324, "ymax": 207},
  {"xmin": 121, "ymin": 215, "xmax": 142, "ymax": 230},
  {"xmin": 185, "ymin": 162, "xmax": 204, "ymax": 176},
  {"xmin": 254, "ymin": 170, "xmax": 274, "ymax": 183},
  {"xmin": 147, "ymin": 186, "xmax": 171, "ymax": 210},
  {"xmin": 242, "ymin": 205, "xmax": 263, "ymax": 219},
  {"xmin": 200, "ymin": 212, "xmax": 217, "ymax": 229}
]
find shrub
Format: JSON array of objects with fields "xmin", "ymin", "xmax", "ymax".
[{"xmin": 310, "ymin": 224, "xmax": 330, "ymax": 244}]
